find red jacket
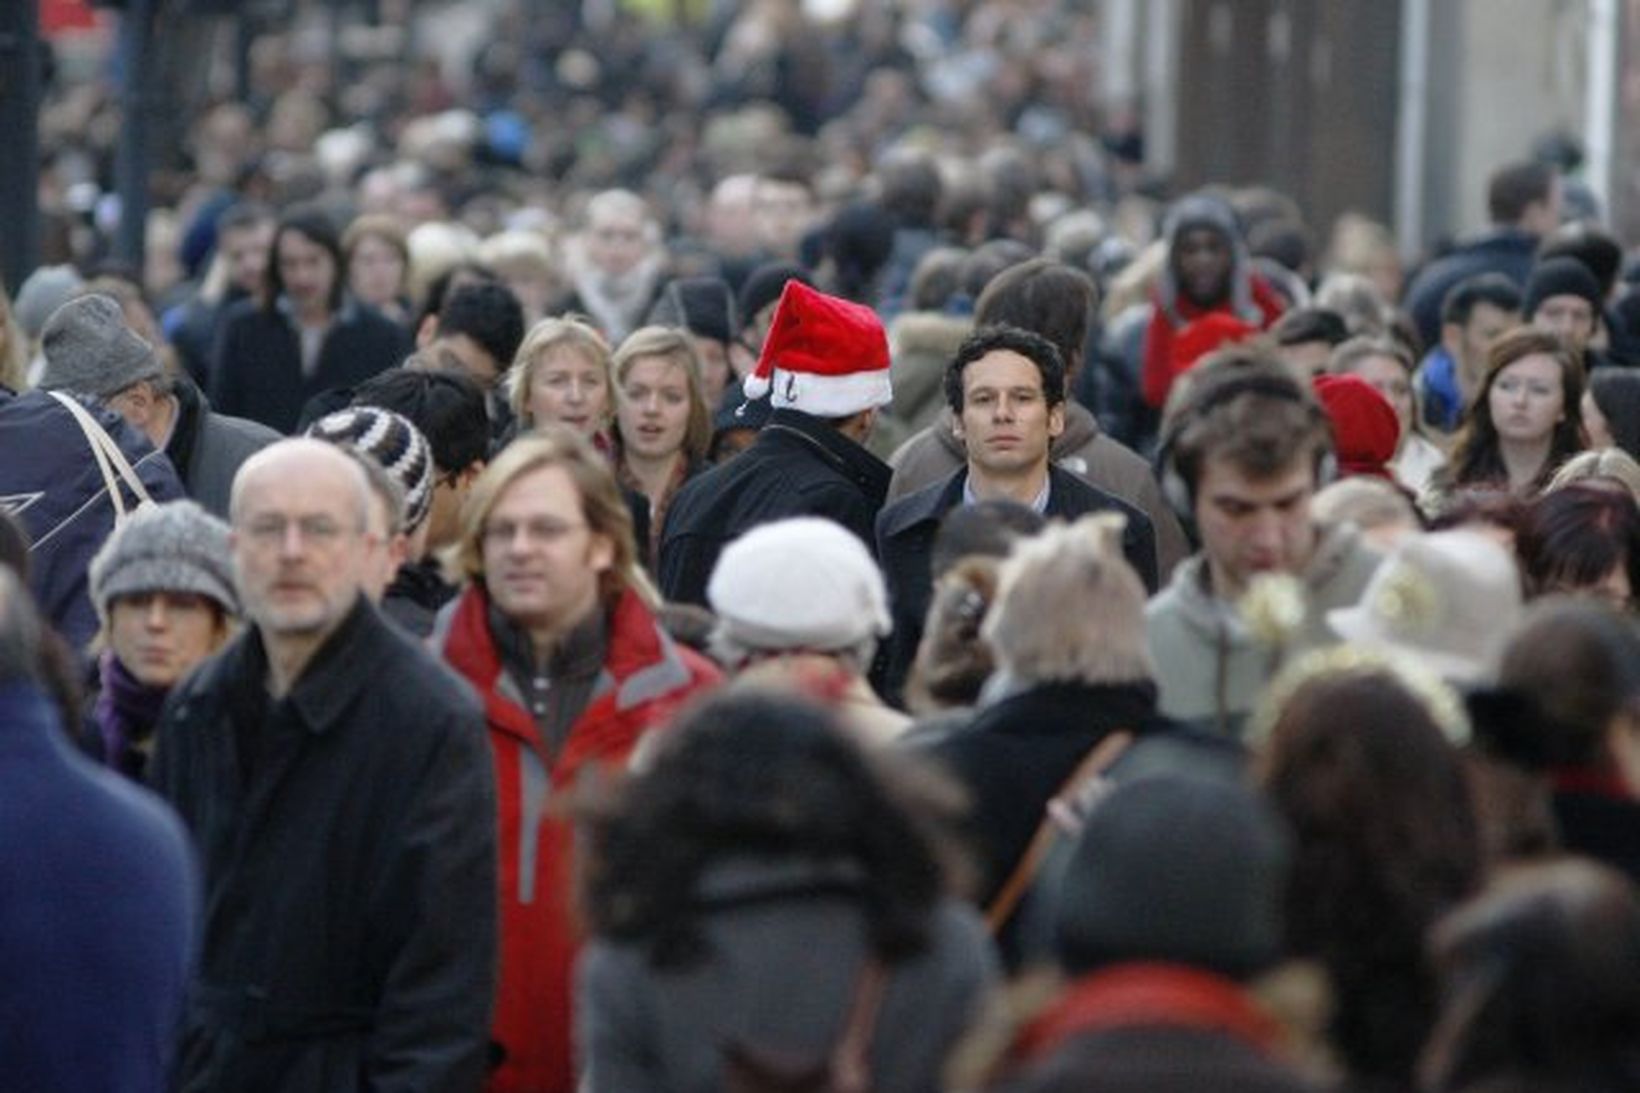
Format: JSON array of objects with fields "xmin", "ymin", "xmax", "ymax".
[
  {"xmin": 1139, "ymin": 276, "xmax": 1287, "ymax": 409},
  {"xmin": 434, "ymin": 584, "xmax": 720, "ymax": 1093}
]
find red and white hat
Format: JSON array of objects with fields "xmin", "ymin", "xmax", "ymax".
[{"xmin": 742, "ymin": 281, "xmax": 892, "ymax": 417}]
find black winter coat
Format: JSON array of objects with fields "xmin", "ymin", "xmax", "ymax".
[
  {"xmin": 657, "ymin": 409, "xmax": 891, "ymax": 606},
  {"xmin": 150, "ymin": 598, "xmax": 498, "ymax": 1093},
  {"xmin": 873, "ymin": 465, "xmax": 1159, "ymax": 703},
  {"xmin": 209, "ymin": 298, "xmax": 410, "ymax": 434},
  {"xmin": 918, "ymin": 682, "xmax": 1171, "ymax": 907}
]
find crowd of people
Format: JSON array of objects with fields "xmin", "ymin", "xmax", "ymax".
[{"xmin": 4, "ymin": 2, "xmax": 1640, "ymax": 1092}]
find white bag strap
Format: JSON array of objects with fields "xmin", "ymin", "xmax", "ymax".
[{"xmin": 48, "ymin": 391, "xmax": 155, "ymax": 516}]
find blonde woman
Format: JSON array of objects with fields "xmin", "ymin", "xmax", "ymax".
[
  {"xmin": 505, "ymin": 315, "xmax": 616, "ymax": 451},
  {"xmin": 610, "ymin": 326, "xmax": 712, "ymax": 565}
]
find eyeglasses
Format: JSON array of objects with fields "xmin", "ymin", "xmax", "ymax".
[
  {"xmin": 240, "ymin": 515, "xmax": 361, "ymax": 549},
  {"xmin": 482, "ymin": 518, "xmax": 588, "ymax": 547}
]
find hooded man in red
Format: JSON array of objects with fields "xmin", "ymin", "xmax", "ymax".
[{"xmin": 1141, "ymin": 192, "xmax": 1287, "ymax": 409}]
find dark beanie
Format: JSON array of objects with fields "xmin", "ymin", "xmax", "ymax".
[
  {"xmin": 649, "ymin": 277, "xmax": 739, "ymax": 345},
  {"xmin": 1054, "ymin": 775, "xmax": 1290, "ymax": 979},
  {"xmin": 1524, "ymin": 257, "xmax": 1604, "ymax": 318},
  {"xmin": 738, "ymin": 261, "xmax": 814, "ymax": 326}
]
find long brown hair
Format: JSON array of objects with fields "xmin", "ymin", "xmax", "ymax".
[{"xmin": 1448, "ymin": 327, "xmax": 1585, "ymax": 491}]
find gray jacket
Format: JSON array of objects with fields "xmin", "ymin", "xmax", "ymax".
[
  {"xmin": 1145, "ymin": 522, "xmax": 1380, "ymax": 736},
  {"xmin": 577, "ymin": 856, "xmax": 997, "ymax": 1093}
]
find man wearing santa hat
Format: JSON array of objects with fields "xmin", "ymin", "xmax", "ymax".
[{"xmin": 658, "ymin": 281, "xmax": 894, "ymax": 606}]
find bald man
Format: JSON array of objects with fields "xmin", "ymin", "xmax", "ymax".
[{"xmin": 150, "ymin": 439, "xmax": 498, "ymax": 1092}]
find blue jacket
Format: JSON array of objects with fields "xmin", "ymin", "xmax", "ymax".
[
  {"xmin": 0, "ymin": 681, "xmax": 198, "ymax": 1093},
  {"xmin": 0, "ymin": 389, "xmax": 185, "ymax": 654},
  {"xmin": 1415, "ymin": 346, "xmax": 1464, "ymax": 433}
]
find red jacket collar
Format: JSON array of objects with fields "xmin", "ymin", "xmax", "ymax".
[{"xmin": 1017, "ymin": 963, "xmax": 1286, "ymax": 1063}]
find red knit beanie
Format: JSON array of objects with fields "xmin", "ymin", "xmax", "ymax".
[
  {"xmin": 1171, "ymin": 312, "xmax": 1259, "ymax": 378},
  {"xmin": 1313, "ymin": 374, "xmax": 1400, "ymax": 479},
  {"xmin": 742, "ymin": 280, "xmax": 892, "ymax": 416}
]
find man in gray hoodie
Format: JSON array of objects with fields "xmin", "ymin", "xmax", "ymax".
[{"xmin": 1144, "ymin": 351, "xmax": 1378, "ymax": 737}]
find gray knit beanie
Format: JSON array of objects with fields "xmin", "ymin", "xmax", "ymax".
[
  {"xmin": 1054, "ymin": 775, "xmax": 1291, "ymax": 980},
  {"xmin": 38, "ymin": 293, "xmax": 166, "ymax": 400},
  {"xmin": 305, "ymin": 406, "xmax": 435, "ymax": 533},
  {"xmin": 89, "ymin": 500, "xmax": 239, "ymax": 625}
]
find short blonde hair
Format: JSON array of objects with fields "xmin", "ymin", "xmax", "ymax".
[
  {"xmin": 504, "ymin": 315, "xmax": 613, "ymax": 427},
  {"xmin": 445, "ymin": 426, "xmax": 642, "ymax": 606},
  {"xmin": 611, "ymin": 325, "xmax": 713, "ymax": 464}
]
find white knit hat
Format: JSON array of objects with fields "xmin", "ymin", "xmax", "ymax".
[{"xmin": 707, "ymin": 517, "xmax": 891, "ymax": 653}]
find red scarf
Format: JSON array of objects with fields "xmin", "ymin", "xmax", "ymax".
[{"xmin": 1015, "ymin": 963, "xmax": 1287, "ymax": 1063}]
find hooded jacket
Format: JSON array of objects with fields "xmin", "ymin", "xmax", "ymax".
[
  {"xmin": 433, "ymin": 583, "xmax": 720, "ymax": 1093},
  {"xmin": 1140, "ymin": 196, "xmax": 1287, "ymax": 410},
  {"xmin": 1144, "ymin": 522, "xmax": 1379, "ymax": 736},
  {"xmin": 869, "ymin": 310, "xmax": 973, "ymax": 460},
  {"xmin": 886, "ymin": 403, "xmax": 1190, "ymax": 578}
]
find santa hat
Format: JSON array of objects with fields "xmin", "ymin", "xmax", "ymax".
[
  {"xmin": 742, "ymin": 281, "xmax": 892, "ymax": 417},
  {"xmin": 1313, "ymin": 374, "xmax": 1400, "ymax": 479}
]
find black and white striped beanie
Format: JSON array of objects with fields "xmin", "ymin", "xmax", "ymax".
[{"xmin": 306, "ymin": 406, "xmax": 435, "ymax": 532}]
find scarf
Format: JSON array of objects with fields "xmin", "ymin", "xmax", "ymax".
[{"xmin": 93, "ymin": 652, "xmax": 170, "ymax": 779}]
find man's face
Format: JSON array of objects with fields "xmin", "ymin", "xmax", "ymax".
[
  {"xmin": 1173, "ymin": 227, "xmax": 1234, "ymax": 307},
  {"xmin": 426, "ymin": 463, "xmax": 477, "ymax": 552},
  {"xmin": 276, "ymin": 229, "xmax": 337, "ymax": 316},
  {"xmin": 953, "ymin": 349, "xmax": 1064, "ymax": 479},
  {"xmin": 232, "ymin": 447, "xmax": 371, "ymax": 640},
  {"xmin": 358, "ymin": 487, "xmax": 406, "ymax": 603},
  {"xmin": 1193, "ymin": 457, "xmax": 1318, "ymax": 599},
  {"xmin": 1445, "ymin": 302, "xmax": 1519, "ymax": 400},
  {"xmin": 1533, "ymin": 294, "xmax": 1598, "ymax": 351},
  {"xmin": 221, "ymin": 223, "xmax": 274, "ymax": 295},
  {"xmin": 586, "ymin": 208, "xmax": 649, "ymax": 278},
  {"xmin": 479, "ymin": 464, "xmax": 613, "ymax": 638},
  {"xmin": 753, "ymin": 179, "xmax": 816, "ymax": 259}
]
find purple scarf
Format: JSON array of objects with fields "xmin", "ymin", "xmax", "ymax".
[{"xmin": 93, "ymin": 652, "xmax": 170, "ymax": 779}]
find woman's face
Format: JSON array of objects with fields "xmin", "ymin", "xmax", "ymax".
[
  {"xmin": 108, "ymin": 591, "xmax": 224, "ymax": 689},
  {"xmin": 348, "ymin": 234, "xmax": 406, "ymax": 307},
  {"xmin": 527, "ymin": 345, "xmax": 610, "ymax": 437},
  {"xmin": 1582, "ymin": 389, "xmax": 1615, "ymax": 450},
  {"xmin": 618, "ymin": 355, "xmax": 692, "ymax": 462},
  {"xmin": 1351, "ymin": 353, "xmax": 1414, "ymax": 444},
  {"xmin": 1488, "ymin": 352, "xmax": 1566, "ymax": 446}
]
